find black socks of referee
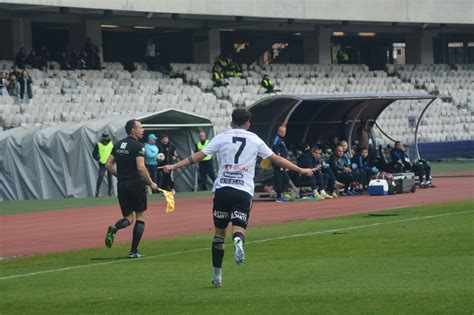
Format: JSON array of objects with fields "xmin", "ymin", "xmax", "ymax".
[
  {"xmin": 131, "ymin": 220, "xmax": 145, "ymax": 254},
  {"xmin": 114, "ymin": 218, "xmax": 131, "ymax": 230}
]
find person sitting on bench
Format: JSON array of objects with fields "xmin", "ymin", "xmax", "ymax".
[{"xmin": 390, "ymin": 141, "xmax": 433, "ymax": 187}]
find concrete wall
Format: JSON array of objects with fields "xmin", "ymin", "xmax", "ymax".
[{"xmin": 2, "ymin": 0, "xmax": 473, "ymax": 24}]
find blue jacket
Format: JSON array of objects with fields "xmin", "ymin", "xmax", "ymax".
[
  {"xmin": 272, "ymin": 135, "xmax": 288, "ymax": 158},
  {"xmin": 353, "ymin": 154, "xmax": 373, "ymax": 172},
  {"xmin": 144, "ymin": 142, "xmax": 159, "ymax": 166}
]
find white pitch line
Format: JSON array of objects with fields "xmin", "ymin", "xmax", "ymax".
[{"xmin": 1, "ymin": 209, "xmax": 472, "ymax": 281}]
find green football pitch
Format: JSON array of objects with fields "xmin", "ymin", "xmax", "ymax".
[{"xmin": 1, "ymin": 200, "xmax": 473, "ymax": 314}]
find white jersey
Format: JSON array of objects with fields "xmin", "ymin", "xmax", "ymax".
[{"xmin": 201, "ymin": 129, "xmax": 273, "ymax": 197}]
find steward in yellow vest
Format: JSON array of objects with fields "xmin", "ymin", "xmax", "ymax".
[
  {"xmin": 92, "ymin": 132, "xmax": 114, "ymax": 197},
  {"xmin": 194, "ymin": 131, "xmax": 216, "ymax": 191}
]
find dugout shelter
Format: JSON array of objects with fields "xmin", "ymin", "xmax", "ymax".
[{"xmin": 248, "ymin": 93, "xmax": 436, "ymax": 157}]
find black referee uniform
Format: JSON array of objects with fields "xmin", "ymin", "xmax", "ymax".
[{"xmin": 112, "ymin": 136, "xmax": 147, "ymax": 216}]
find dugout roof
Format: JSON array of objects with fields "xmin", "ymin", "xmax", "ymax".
[
  {"xmin": 138, "ymin": 109, "xmax": 213, "ymax": 129},
  {"xmin": 247, "ymin": 93, "xmax": 436, "ymax": 147}
]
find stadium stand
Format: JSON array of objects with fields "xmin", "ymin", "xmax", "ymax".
[{"xmin": 1, "ymin": 60, "xmax": 472, "ymax": 145}]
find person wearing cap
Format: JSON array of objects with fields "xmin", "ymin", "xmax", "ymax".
[
  {"xmin": 144, "ymin": 133, "xmax": 160, "ymax": 193},
  {"xmin": 92, "ymin": 132, "xmax": 114, "ymax": 197}
]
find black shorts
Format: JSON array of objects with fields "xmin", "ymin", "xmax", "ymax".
[
  {"xmin": 213, "ymin": 187, "xmax": 253, "ymax": 229},
  {"xmin": 117, "ymin": 178, "xmax": 147, "ymax": 217}
]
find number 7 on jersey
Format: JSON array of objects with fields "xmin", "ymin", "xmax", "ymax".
[{"xmin": 232, "ymin": 137, "xmax": 246, "ymax": 164}]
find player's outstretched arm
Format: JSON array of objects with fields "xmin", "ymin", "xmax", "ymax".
[
  {"xmin": 268, "ymin": 153, "xmax": 314, "ymax": 176},
  {"xmin": 105, "ymin": 155, "xmax": 117, "ymax": 177},
  {"xmin": 161, "ymin": 151, "xmax": 207, "ymax": 173},
  {"xmin": 136, "ymin": 156, "xmax": 158, "ymax": 190}
]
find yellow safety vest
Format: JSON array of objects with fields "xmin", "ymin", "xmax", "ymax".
[
  {"xmin": 262, "ymin": 79, "xmax": 272, "ymax": 88},
  {"xmin": 98, "ymin": 141, "xmax": 113, "ymax": 164},
  {"xmin": 197, "ymin": 140, "xmax": 212, "ymax": 161}
]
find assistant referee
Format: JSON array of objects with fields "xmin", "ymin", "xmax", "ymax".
[{"xmin": 104, "ymin": 119, "xmax": 158, "ymax": 258}]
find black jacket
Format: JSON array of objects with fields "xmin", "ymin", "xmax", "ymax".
[
  {"xmin": 19, "ymin": 77, "xmax": 33, "ymax": 99},
  {"xmin": 298, "ymin": 150, "xmax": 315, "ymax": 168},
  {"xmin": 329, "ymin": 154, "xmax": 350, "ymax": 175},
  {"xmin": 158, "ymin": 143, "xmax": 178, "ymax": 166}
]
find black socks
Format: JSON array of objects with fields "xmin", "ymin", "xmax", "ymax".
[
  {"xmin": 114, "ymin": 218, "xmax": 131, "ymax": 230},
  {"xmin": 131, "ymin": 220, "xmax": 145, "ymax": 254}
]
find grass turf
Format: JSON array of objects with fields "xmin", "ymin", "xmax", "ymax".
[
  {"xmin": 0, "ymin": 200, "xmax": 473, "ymax": 314},
  {"xmin": 430, "ymin": 160, "xmax": 474, "ymax": 174}
]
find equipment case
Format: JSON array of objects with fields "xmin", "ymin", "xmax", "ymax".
[{"xmin": 392, "ymin": 172, "xmax": 416, "ymax": 194}]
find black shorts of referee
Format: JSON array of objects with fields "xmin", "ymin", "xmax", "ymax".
[
  {"xmin": 117, "ymin": 178, "xmax": 147, "ymax": 217},
  {"xmin": 212, "ymin": 187, "xmax": 253, "ymax": 229}
]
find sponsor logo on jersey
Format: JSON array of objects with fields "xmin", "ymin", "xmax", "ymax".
[
  {"xmin": 223, "ymin": 171, "xmax": 244, "ymax": 179},
  {"xmin": 219, "ymin": 178, "xmax": 244, "ymax": 185},
  {"xmin": 224, "ymin": 165, "xmax": 249, "ymax": 172},
  {"xmin": 120, "ymin": 142, "xmax": 128, "ymax": 149}
]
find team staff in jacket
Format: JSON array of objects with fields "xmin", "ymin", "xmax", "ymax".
[
  {"xmin": 158, "ymin": 134, "xmax": 178, "ymax": 193},
  {"xmin": 195, "ymin": 131, "xmax": 216, "ymax": 191},
  {"xmin": 92, "ymin": 132, "xmax": 114, "ymax": 197},
  {"xmin": 144, "ymin": 133, "xmax": 160, "ymax": 192},
  {"xmin": 390, "ymin": 141, "xmax": 433, "ymax": 187},
  {"xmin": 271, "ymin": 125, "xmax": 290, "ymax": 202}
]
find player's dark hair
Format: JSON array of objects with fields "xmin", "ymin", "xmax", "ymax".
[
  {"xmin": 125, "ymin": 119, "xmax": 137, "ymax": 135},
  {"xmin": 394, "ymin": 141, "xmax": 401, "ymax": 146},
  {"xmin": 232, "ymin": 108, "xmax": 252, "ymax": 126},
  {"xmin": 359, "ymin": 146, "xmax": 368, "ymax": 152}
]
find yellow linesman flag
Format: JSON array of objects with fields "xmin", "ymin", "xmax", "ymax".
[{"xmin": 158, "ymin": 188, "xmax": 175, "ymax": 213}]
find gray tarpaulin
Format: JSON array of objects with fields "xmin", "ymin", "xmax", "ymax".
[{"xmin": 0, "ymin": 109, "xmax": 214, "ymax": 201}]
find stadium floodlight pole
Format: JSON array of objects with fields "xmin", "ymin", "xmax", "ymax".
[{"xmin": 414, "ymin": 97, "xmax": 437, "ymax": 160}]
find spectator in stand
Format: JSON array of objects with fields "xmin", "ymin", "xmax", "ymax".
[
  {"xmin": 38, "ymin": 45, "xmax": 50, "ymax": 69},
  {"xmin": 212, "ymin": 66, "xmax": 228, "ymax": 87},
  {"xmin": 84, "ymin": 37, "xmax": 101, "ymax": 69},
  {"xmin": 390, "ymin": 141, "xmax": 433, "ymax": 187},
  {"xmin": 15, "ymin": 47, "xmax": 27, "ymax": 68},
  {"xmin": 25, "ymin": 50, "xmax": 40, "ymax": 69},
  {"xmin": 70, "ymin": 50, "xmax": 80, "ymax": 69},
  {"xmin": 7, "ymin": 74, "xmax": 19, "ymax": 97},
  {"xmin": 158, "ymin": 134, "xmax": 178, "ymax": 194},
  {"xmin": 19, "ymin": 70, "xmax": 33, "ymax": 104},
  {"xmin": 58, "ymin": 51, "xmax": 71, "ymax": 70},
  {"xmin": 145, "ymin": 38, "xmax": 159, "ymax": 71},
  {"xmin": 10, "ymin": 65, "xmax": 21, "ymax": 79},
  {"xmin": 353, "ymin": 147, "xmax": 379, "ymax": 189},
  {"xmin": 329, "ymin": 145, "xmax": 358, "ymax": 196},
  {"xmin": 261, "ymin": 74, "xmax": 281, "ymax": 93},
  {"xmin": 1, "ymin": 72, "xmax": 9, "ymax": 95},
  {"xmin": 144, "ymin": 133, "xmax": 160, "ymax": 194}
]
